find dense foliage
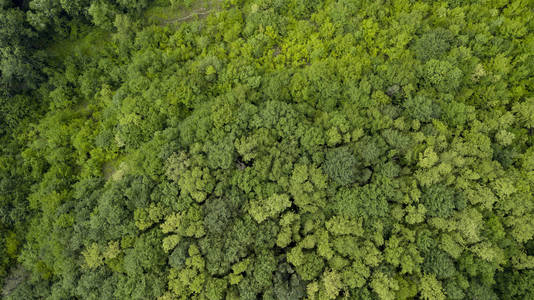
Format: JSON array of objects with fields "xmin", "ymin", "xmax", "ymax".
[{"xmin": 1, "ymin": 0, "xmax": 533, "ymax": 299}]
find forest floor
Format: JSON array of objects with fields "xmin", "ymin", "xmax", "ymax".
[
  {"xmin": 48, "ymin": 28, "xmax": 109, "ymax": 61},
  {"xmin": 1, "ymin": 265, "xmax": 28, "ymax": 297}
]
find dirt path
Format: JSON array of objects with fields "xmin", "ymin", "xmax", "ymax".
[
  {"xmin": 147, "ymin": 0, "xmax": 224, "ymax": 26},
  {"xmin": 162, "ymin": 8, "xmax": 214, "ymax": 24}
]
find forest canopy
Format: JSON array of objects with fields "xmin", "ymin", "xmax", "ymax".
[{"xmin": 1, "ymin": 0, "xmax": 533, "ymax": 299}]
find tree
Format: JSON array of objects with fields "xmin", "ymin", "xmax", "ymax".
[
  {"xmin": 370, "ymin": 272, "xmax": 399, "ymax": 300},
  {"xmin": 323, "ymin": 147, "xmax": 356, "ymax": 186},
  {"xmin": 413, "ymin": 28, "xmax": 453, "ymax": 62},
  {"xmin": 88, "ymin": 1, "xmax": 118, "ymax": 30},
  {"xmin": 3, "ymin": 0, "xmax": 534, "ymax": 298},
  {"xmin": 0, "ymin": 5, "xmax": 41, "ymax": 94},
  {"xmin": 420, "ymin": 184, "xmax": 464, "ymax": 218},
  {"xmin": 420, "ymin": 274, "xmax": 446, "ymax": 300},
  {"xmin": 423, "ymin": 59, "xmax": 463, "ymax": 93},
  {"xmin": 403, "ymin": 94, "xmax": 435, "ymax": 122}
]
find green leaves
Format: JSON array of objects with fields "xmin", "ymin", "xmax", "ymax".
[
  {"xmin": 421, "ymin": 184, "xmax": 464, "ymax": 218},
  {"xmin": 326, "ymin": 216, "xmax": 364, "ymax": 236},
  {"xmin": 249, "ymin": 193, "xmax": 291, "ymax": 223},
  {"xmin": 413, "ymin": 28, "xmax": 453, "ymax": 62},
  {"xmin": 420, "ymin": 274, "xmax": 446, "ymax": 300},
  {"xmin": 3, "ymin": 0, "xmax": 534, "ymax": 299},
  {"xmin": 333, "ymin": 185, "xmax": 389, "ymax": 220},
  {"xmin": 323, "ymin": 147, "xmax": 356, "ymax": 186},
  {"xmin": 370, "ymin": 272, "xmax": 399, "ymax": 300},
  {"xmin": 82, "ymin": 243, "xmax": 104, "ymax": 269},
  {"xmin": 423, "ymin": 59, "xmax": 463, "ymax": 93}
]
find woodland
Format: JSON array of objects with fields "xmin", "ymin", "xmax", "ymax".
[{"xmin": 0, "ymin": 0, "xmax": 533, "ymax": 299}]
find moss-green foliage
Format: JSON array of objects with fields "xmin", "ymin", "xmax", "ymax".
[{"xmin": 2, "ymin": 0, "xmax": 534, "ymax": 299}]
